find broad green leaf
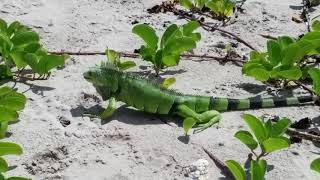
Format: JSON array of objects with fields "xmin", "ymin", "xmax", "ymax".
[
  {"xmin": 243, "ymin": 63, "xmax": 270, "ymax": 81},
  {"xmin": 0, "ymin": 87, "xmax": 26, "ymax": 111},
  {"xmin": 0, "ymin": 65, "xmax": 12, "ymax": 80},
  {"xmin": 162, "ymin": 54, "xmax": 180, "ymax": 66},
  {"xmin": 183, "ymin": 117, "xmax": 196, "ymax": 135},
  {"xmin": 234, "ymin": 130, "xmax": 258, "ymax": 150},
  {"xmin": 251, "ymin": 160, "xmax": 264, "ymax": 180},
  {"xmin": 11, "ymin": 31, "xmax": 39, "ymax": 47},
  {"xmin": 182, "ymin": 21, "xmax": 200, "ymax": 36},
  {"xmin": 132, "ymin": 24, "xmax": 159, "ymax": 50},
  {"xmin": 0, "ymin": 121, "xmax": 8, "ymax": 138},
  {"xmin": 119, "ymin": 61, "xmax": 136, "ymax": 71},
  {"xmin": 23, "ymin": 53, "xmax": 39, "ymax": 73},
  {"xmin": 23, "ymin": 42, "xmax": 41, "ymax": 53},
  {"xmin": 0, "ymin": 173, "xmax": 4, "ymax": 180},
  {"xmin": 138, "ymin": 46, "xmax": 156, "ymax": 63},
  {"xmin": 161, "ymin": 77, "xmax": 176, "ymax": 89},
  {"xmin": 311, "ymin": 158, "xmax": 320, "ymax": 173},
  {"xmin": 273, "ymin": 66, "xmax": 302, "ymax": 80},
  {"xmin": 282, "ymin": 44, "xmax": 301, "ymax": 66},
  {"xmin": 225, "ymin": 160, "xmax": 246, "ymax": 180},
  {"xmin": 9, "ymin": 51, "xmax": 27, "ymax": 68},
  {"xmin": 180, "ymin": 0, "xmax": 193, "ymax": 9},
  {"xmin": 242, "ymin": 114, "xmax": 267, "ymax": 143},
  {"xmin": 0, "ymin": 157, "xmax": 8, "ymax": 172},
  {"xmin": 0, "ymin": 108, "xmax": 18, "ymax": 122},
  {"xmin": 308, "ymin": 68, "xmax": 320, "ymax": 95},
  {"xmin": 277, "ymin": 36, "xmax": 295, "ymax": 49},
  {"xmin": 37, "ymin": 54, "xmax": 65, "ymax": 75},
  {"xmin": 7, "ymin": 177, "xmax": 31, "ymax": 180},
  {"xmin": 262, "ymin": 137, "xmax": 290, "ymax": 153},
  {"xmin": 0, "ymin": 142, "xmax": 23, "ymax": 156},
  {"xmin": 313, "ymin": 20, "xmax": 320, "ymax": 31},
  {"xmin": 264, "ymin": 120, "xmax": 272, "ymax": 138},
  {"xmin": 7, "ymin": 21, "xmax": 23, "ymax": 37},
  {"xmin": 267, "ymin": 40, "xmax": 281, "ymax": 66},
  {"xmin": 258, "ymin": 159, "xmax": 267, "ymax": 177},
  {"xmin": 0, "ymin": 19, "xmax": 7, "ymax": 32},
  {"xmin": 271, "ymin": 118, "xmax": 291, "ymax": 137},
  {"xmin": 160, "ymin": 24, "xmax": 179, "ymax": 48},
  {"xmin": 163, "ymin": 37, "xmax": 196, "ymax": 55}
]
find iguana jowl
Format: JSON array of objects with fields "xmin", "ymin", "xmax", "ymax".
[{"xmin": 83, "ymin": 63, "xmax": 317, "ymax": 134}]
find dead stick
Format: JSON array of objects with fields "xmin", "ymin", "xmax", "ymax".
[
  {"xmin": 202, "ymin": 147, "xmax": 233, "ymax": 179},
  {"xmin": 259, "ymin": 34, "xmax": 277, "ymax": 40},
  {"xmin": 287, "ymin": 128, "xmax": 320, "ymax": 142},
  {"xmin": 294, "ymin": 81, "xmax": 316, "ymax": 95},
  {"xmin": 49, "ymin": 51, "xmax": 246, "ymax": 63}
]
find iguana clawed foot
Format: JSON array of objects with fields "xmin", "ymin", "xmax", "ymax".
[
  {"xmin": 101, "ymin": 97, "xmax": 117, "ymax": 120},
  {"xmin": 177, "ymin": 105, "xmax": 221, "ymax": 135}
]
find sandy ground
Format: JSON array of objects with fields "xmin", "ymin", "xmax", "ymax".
[{"xmin": 1, "ymin": 0, "xmax": 320, "ymax": 179}]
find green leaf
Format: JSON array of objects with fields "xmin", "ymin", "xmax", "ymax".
[
  {"xmin": 182, "ymin": 21, "xmax": 200, "ymax": 36},
  {"xmin": 313, "ymin": 20, "xmax": 320, "ymax": 31},
  {"xmin": 119, "ymin": 61, "xmax": 136, "ymax": 71},
  {"xmin": 183, "ymin": 117, "xmax": 196, "ymax": 135},
  {"xmin": 262, "ymin": 137, "xmax": 290, "ymax": 153},
  {"xmin": 282, "ymin": 44, "xmax": 301, "ymax": 66},
  {"xmin": 180, "ymin": 0, "xmax": 194, "ymax": 9},
  {"xmin": 9, "ymin": 51, "xmax": 27, "ymax": 68},
  {"xmin": 11, "ymin": 31, "xmax": 39, "ymax": 47},
  {"xmin": 273, "ymin": 66, "xmax": 302, "ymax": 80},
  {"xmin": 251, "ymin": 160, "xmax": 264, "ymax": 180},
  {"xmin": 0, "ymin": 157, "xmax": 8, "ymax": 172},
  {"xmin": 0, "ymin": 65, "xmax": 12, "ymax": 80},
  {"xmin": 0, "ymin": 108, "xmax": 18, "ymax": 122},
  {"xmin": 0, "ymin": 121, "xmax": 8, "ymax": 139},
  {"xmin": 0, "ymin": 142, "xmax": 23, "ymax": 156},
  {"xmin": 308, "ymin": 68, "xmax": 320, "ymax": 95},
  {"xmin": 271, "ymin": 118, "xmax": 291, "ymax": 137},
  {"xmin": 311, "ymin": 158, "xmax": 320, "ymax": 173},
  {"xmin": 7, "ymin": 177, "xmax": 31, "ymax": 180},
  {"xmin": 277, "ymin": 36, "xmax": 295, "ymax": 49},
  {"xmin": 37, "ymin": 54, "xmax": 65, "ymax": 75},
  {"xmin": 242, "ymin": 63, "xmax": 270, "ymax": 81},
  {"xmin": 267, "ymin": 40, "xmax": 281, "ymax": 66},
  {"xmin": 161, "ymin": 77, "xmax": 176, "ymax": 89},
  {"xmin": 0, "ymin": 19, "xmax": 7, "ymax": 32},
  {"xmin": 234, "ymin": 130, "xmax": 258, "ymax": 150},
  {"xmin": 162, "ymin": 54, "xmax": 180, "ymax": 67},
  {"xmin": 163, "ymin": 37, "xmax": 196, "ymax": 55},
  {"xmin": 160, "ymin": 24, "xmax": 179, "ymax": 48},
  {"xmin": 0, "ymin": 87, "xmax": 27, "ymax": 111},
  {"xmin": 225, "ymin": 160, "xmax": 246, "ymax": 180},
  {"xmin": 242, "ymin": 114, "xmax": 267, "ymax": 143},
  {"xmin": 132, "ymin": 24, "xmax": 159, "ymax": 50}
]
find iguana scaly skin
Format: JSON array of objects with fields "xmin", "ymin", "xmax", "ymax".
[{"xmin": 83, "ymin": 64, "xmax": 317, "ymax": 134}]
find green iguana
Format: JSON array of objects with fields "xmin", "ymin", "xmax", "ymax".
[{"xmin": 83, "ymin": 63, "xmax": 317, "ymax": 134}]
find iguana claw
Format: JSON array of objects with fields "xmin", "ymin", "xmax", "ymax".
[{"xmin": 101, "ymin": 97, "xmax": 117, "ymax": 120}]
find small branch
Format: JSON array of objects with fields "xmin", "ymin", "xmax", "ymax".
[
  {"xmin": 259, "ymin": 34, "xmax": 277, "ymax": 40},
  {"xmin": 286, "ymin": 127, "xmax": 320, "ymax": 142},
  {"xmin": 49, "ymin": 51, "xmax": 246, "ymax": 63},
  {"xmin": 293, "ymin": 81, "xmax": 316, "ymax": 95},
  {"xmin": 202, "ymin": 147, "xmax": 233, "ymax": 179}
]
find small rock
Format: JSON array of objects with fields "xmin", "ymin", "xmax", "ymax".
[{"xmin": 185, "ymin": 159, "xmax": 210, "ymax": 180}]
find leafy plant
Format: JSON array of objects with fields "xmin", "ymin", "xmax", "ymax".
[
  {"xmin": 226, "ymin": 114, "xmax": 291, "ymax": 180},
  {"xmin": 242, "ymin": 33, "xmax": 320, "ymax": 83},
  {"xmin": 311, "ymin": 158, "xmax": 320, "ymax": 174},
  {"xmin": 132, "ymin": 21, "xmax": 201, "ymax": 75},
  {"xmin": 312, "ymin": 20, "xmax": 320, "ymax": 31},
  {"xmin": 0, "ymin": 87, "xmax": 26, "ymax": 138},
  {"xmin": 0, "ymin": 18, "xmax": 67, "ymax": 80},
  {"xmin": 105, "ymin": 49, "xmax": 136, "ymax": 71},
  {"xmin": 0, "ymin": 142, "xmax": 29, "ymax": 180},
  {"xmin": 206, "ymin": 0, "xmax": 236, "ymax": 21},
  {"xmin": 180, "ymin": 0, "xmax": 210, "ymax": 9},
  {"xmin": 308, "ymin": 68, "xmax": 320, "ymax": 95}
]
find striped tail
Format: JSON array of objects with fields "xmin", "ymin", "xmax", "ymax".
[{"xmin": 209, "ymin": 95, "xmax": 318, "ymax": 111}]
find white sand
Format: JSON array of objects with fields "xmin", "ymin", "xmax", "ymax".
[{"xmin": 1, "ymin": 0, "xmax": 320, "ymax": 179}]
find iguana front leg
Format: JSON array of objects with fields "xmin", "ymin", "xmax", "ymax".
[
  {"xmin": 101, "ymin": 97, "xmax": 117, "ymax": 119},
  {"xmin": 176, "ymin": 104, "xmax": 221, "ymax": 135}
]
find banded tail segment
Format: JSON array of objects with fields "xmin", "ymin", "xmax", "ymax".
[{"xmin": 210, "ymin": 96, "xmax": 317, "ymax": 111}]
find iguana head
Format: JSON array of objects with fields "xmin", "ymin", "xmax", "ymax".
[{"xmin": 83, "ymin": 63, "xmax": 120, "ymax": 99}]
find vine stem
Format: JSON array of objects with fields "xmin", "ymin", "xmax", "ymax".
[
  {"xmin": 48, "ymin": 51, "xmax": 247, "ymax": 63},
  {"xmin": 293, "ymin": 81, "xmax": 317, "ymax": 95}
]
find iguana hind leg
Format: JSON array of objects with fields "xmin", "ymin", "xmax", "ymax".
[{"xmin": 176, "ymin": 104, "xmax": 221, "ymax": 135}]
